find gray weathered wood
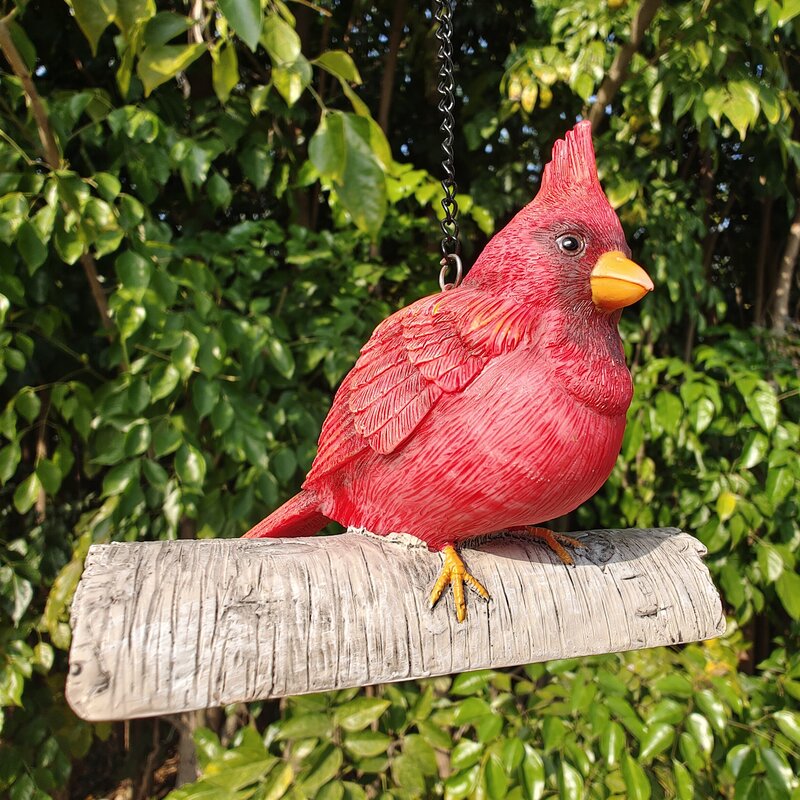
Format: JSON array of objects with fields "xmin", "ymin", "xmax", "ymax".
[{"xmin": 66, "ymin": 528, "xmax": 725, "ymax": 721}]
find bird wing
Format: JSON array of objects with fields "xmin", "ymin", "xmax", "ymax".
[{"xmin": 305, "ymin": 289, "xmax": 530, "ymax": 483}]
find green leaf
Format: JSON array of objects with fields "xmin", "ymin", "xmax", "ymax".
[
  {"xmin": 773, "ymin": 710, "xmax": 800, "ymax": 746},
  {"xmin": 32, "ymin": 641, "xmax": 54, "ymax": 673},
  {"xmin": 176, "ymin": 444, "xmax": 206, "ymax": 487},
  {"xmin": 276, "ymin": 712, "xmax": 333, "ymax": 740},
  {"xmin": 309, "ymin": 113, "xmax": 346, "ymax": 179},
  {"xmin": 261, "ymin": 14, "xmax": 301, "ymax": 63},
  {"xmin": 558, "ymin": 761, "xmax": 584, "ymax": 800},
  {"xmin": 444, "ymin": 765, "xmax": 480, "ymax": 800},
  {"xmin": 725, "ymin": 80, "xmax": 760, "ymax": 139},
  {"xmin": 392, "ymin": 754, "xmax": 425, "ymax": 793},
  {"xmin": 450, "ymin": 740, "xmax": 483, "ymax": 771},
  {"xmin": 219, "ymin": 0, "xmax": 262, "ymax": 51},
  {"xmin": 334, "ymin": 697, "xmax": 390, "ymax": 732},
  {"xmin": 745, "ymin": 384, "xmax": 779, "ymax": 433},
  {"xmin": 116, "ymin": 251, "xmax": 151, "ymax": 299},
  {"xmin": 299, "ymin": 743, "xmax": 343, "ymax": 795},
  {"xmin": 694, "ymin": 689, "xmax": 727, "ymax": 733},
  {"xmin": 620, "ymin": 752, "xmax": 651, "ymax": 800},
  {"xmin": 152, "ymin": 419, "xmax": 182, "ymax": 456},
  {"xmin": 272, "ymin": 56, "xmax": 312, "ymax": 107},
  {"xmin": 94, "ymin": 172, "xmax": 122, "ymax": 201},
  {"xmin": 0, "ymin": 442, "xmax": 20, "ymax": 484},
  {"xmin": 36, "ymin": 458, "xmax": 62, "ymax": 495},
  {"xmin": 776, "ymin": 571, "xmax": 800, "ymax": 619},
  {"xmin": 212, "ymin": 42, "xmax": 239, "ymax": 103},
  {"xmin": 267, "ymin": 337, "xmax": 295, "ymax": 379},
  {"xmin": 766, "ymin": 466, "xmax": 794, "ymax": 505},
  {"xmin": 3, "ymin": 571, "xmax": 33, "ymax": 625},
  {"xmin": 240, "ymin": 147, "xmax": 273, "ymax": 189},
  {"xmin": 741, "ymin": 431, "xmax": 769, "ymax": 469},
  {"xmin": 685, "ymin": 713, "xmax": 713, "ymax": 755},
  {"xmin": 143, "ymin": 12, "xmax": 192, "ymax": 46},
  {"xmin": 483, "ymin": 754, "xmax": 508, "ymax": 800},
  {"xmin": 0, "ymin": 664, "xmax": 24, "ymax": 706},
  {"xmin": 137, "ymin": 43, "xmax": 206, "ymax": 96},
  {"xmin": 543, "ymin": 716, "xmax": 567, "ymax": 751},
  {"xmin": 54, "ymin": 222, "xmax": 84, "ymax": 264},
  {"xmin": 760, "ymin": 747, "xmax": 794, "ymax": 795},
  {"xmin": 716, "ymin": 491, "xmax": 737, "ymax": 522},
  {"xmin": 520, "ymin": 746, "xmax": 545, "ymax": 800},
  {"xmin": 451, "ymin": 670, "xmax": 493, "ymax": 695},
  {"xmin": 17, "ymin": 221, "xmax": 48, "ymax": 272},
  {"xmin": 192, "ymin": 378, "xmax": 219, "ymax": 419},
  {"xmin": 13, "ymin": 471, "xmax": 42, "ymax": 514},
  {"xmin": 150, "ymin": 363, "xmax": 181, "ymax": 401},
  {"xmin": 638, "ymin": 723, "xmax": 674, "ymax": 763},
  {"xmin": 314, "ymin": 51, "xmax": 362, "ymax": 84},
  {"xmin": 70, "ymin": 0, "xmax": 117, "ymax": 54},
  {"xmin": 655, "ymin": 391, "xmax": 682, "ymax": 431},
  {"xmin": 173, "ymin": 332, "xmax": 200, "ymax": 380},
  {"xmin": 207, "ymin": 173, "xmax": 233, "ymax": 210},
  {"xmin": 673, "ymin": 762, "xmax": 694, "ymax": 800},
  {"xmin": 343, "ymin": 731, "xmax": 391, "ymax": 758},
  {"xmin": 124, "ymin": 420, "xmax": 151, "ymax": 456},
  {"xmin": 404, "ymin": 735, "xmax": 437, "ymax": 776},
  {"xmin": 309, "ymin": 112, "xmax": 388, "ymax": 237},
  {"xmin": 102, "ymin": 460, "xmax": 140, "ymax": 495},
  {"xmin": 600, "ymin": 720, "xmax": 625, "ymax": 767},
  {"xmin": 117, "ymin": 303, "xmax": 146, "ymax": 341},
  {"xmin": 15, "ymin": 388, "xmax": 41, "ymax": 422},
  {"xmin": 757, "ymin": 544, "xmax": 784, "ymax": 582}
]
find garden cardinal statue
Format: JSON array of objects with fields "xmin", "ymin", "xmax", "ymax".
[{"xmin": 246, "ymin": 120, "xmax": 653, "ymax": 621}]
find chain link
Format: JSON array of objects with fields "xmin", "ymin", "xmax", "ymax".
[{"xmin": 434, "ymin": 0, "xmax": 462, "ymax": 289}]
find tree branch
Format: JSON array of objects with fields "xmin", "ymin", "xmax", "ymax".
[
  {"xmin": 588, "ymin": 0, "xmax": 662, "ymax": 131},
  {"xmin": 66, "ymin": 528, "xmax": 724, "ymax": 721},
  {"xmin": 377, "ymin": 0, "xmax": 408, "ymax": 134},
  {"xmin": 769, "ymin": 202, "xmax": 800, "ymax": 335},
  {"xmin": 0, "ymin": 12, "xmax": 113, "ymax": 333},
  {"xmin": 0, "ymin": 11, "xmax": 60, "ymax": 167},
  {"xmin": 754, "ymin": 197, "xmax": 773, "ymax": 327}
]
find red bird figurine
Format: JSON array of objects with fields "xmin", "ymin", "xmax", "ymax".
[{"xmin": 245, "ymin": 121, "xmax": 653, "ymax": 622}]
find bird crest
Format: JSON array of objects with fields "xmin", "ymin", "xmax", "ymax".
[{"xmin": 539, "ymin": 120, "xmax": 601, "ymax": 195}]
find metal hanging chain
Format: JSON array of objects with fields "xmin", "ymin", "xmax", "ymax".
[{"xmin": 434, "ymin": 0, "xmax": 463, "ymax": 291}]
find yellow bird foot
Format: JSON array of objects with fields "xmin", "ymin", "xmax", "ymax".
[
  {"xmin": 510, "ymin": 526, "xmax": 585, "ymax": 565},
  {"xmin": 429, "ymin": 545, "xmax": 490, "ymax": 623}
]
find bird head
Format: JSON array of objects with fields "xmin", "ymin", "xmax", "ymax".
[{"xmin": 464, "ymin": 120, "xmax": 652, "ymax": 317}]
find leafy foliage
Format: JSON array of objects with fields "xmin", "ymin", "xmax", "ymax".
[
  {"xmin": 0, "ymin": 0, "xmax": 797, "ymax": 798},
  {"xmin": 169, "ymin": 636, "xmax": 800, "ymax": 800}
]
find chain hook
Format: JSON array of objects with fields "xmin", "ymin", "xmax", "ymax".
[
  {"xmin": 434, "ymin": 0, "xmax": 462, "ymax": 291},
  {"xmin": 439, "ymin": 253, "xmax": 463, "ymax": 291}
]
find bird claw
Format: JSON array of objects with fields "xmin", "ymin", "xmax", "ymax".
[
  {"xmin": 430, "ymin": 545, "xmax": 490, "ymax": 623},
  {"xmin": 509, "ymin": 526, "xmax": 585, "ymax": 565}
]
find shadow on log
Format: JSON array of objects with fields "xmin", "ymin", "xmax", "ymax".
[{"xmin": 66, "ymin": 528, "xmax": 725, "ymax": 721}]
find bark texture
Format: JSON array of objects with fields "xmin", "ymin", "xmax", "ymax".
[
  {"xmin": 588, "ymin": 0, "xmax": 662, "ymax": 131},
  {"xmin": 770, "ymin": 203, "xmax": 800, "ymax": 334},
  {"xmin": 67, "ymin": 528, "xmax": 725, "ymax": 721}
]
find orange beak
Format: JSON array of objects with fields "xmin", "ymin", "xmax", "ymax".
[{"xmin": 590, "ymin": 251, "xmax": 653, "ymax": 311}]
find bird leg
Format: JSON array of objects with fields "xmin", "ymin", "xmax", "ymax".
[
  {"xmin": 508, "ymin": 526, "xmax": 585, "ymax": 565},
  {"xmin": 429, "ymin": 545, "xmax": 490, "ymax": 623}
]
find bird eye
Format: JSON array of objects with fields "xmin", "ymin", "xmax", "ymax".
[{"xmin": 556, "ymin": 233, "xmax": 584, "ymax": 255}]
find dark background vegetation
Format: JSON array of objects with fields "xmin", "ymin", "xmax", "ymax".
[{"xmin": 0, "ymin": 0, "xmax": 798, "ymax": 798}]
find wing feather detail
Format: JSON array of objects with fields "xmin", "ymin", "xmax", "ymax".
[{"xmin": 305, "ymin": 289, "xmax": 530, "ymax": 483}]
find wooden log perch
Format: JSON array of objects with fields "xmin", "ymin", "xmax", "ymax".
[{"xmin": 66, "ymin": 528, "xmax": 725, "ymax": 721}]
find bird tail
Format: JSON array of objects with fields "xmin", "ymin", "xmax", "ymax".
[{"xmin": 243, "ymin": 490, "xmax": 331, "ymax": 539}]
